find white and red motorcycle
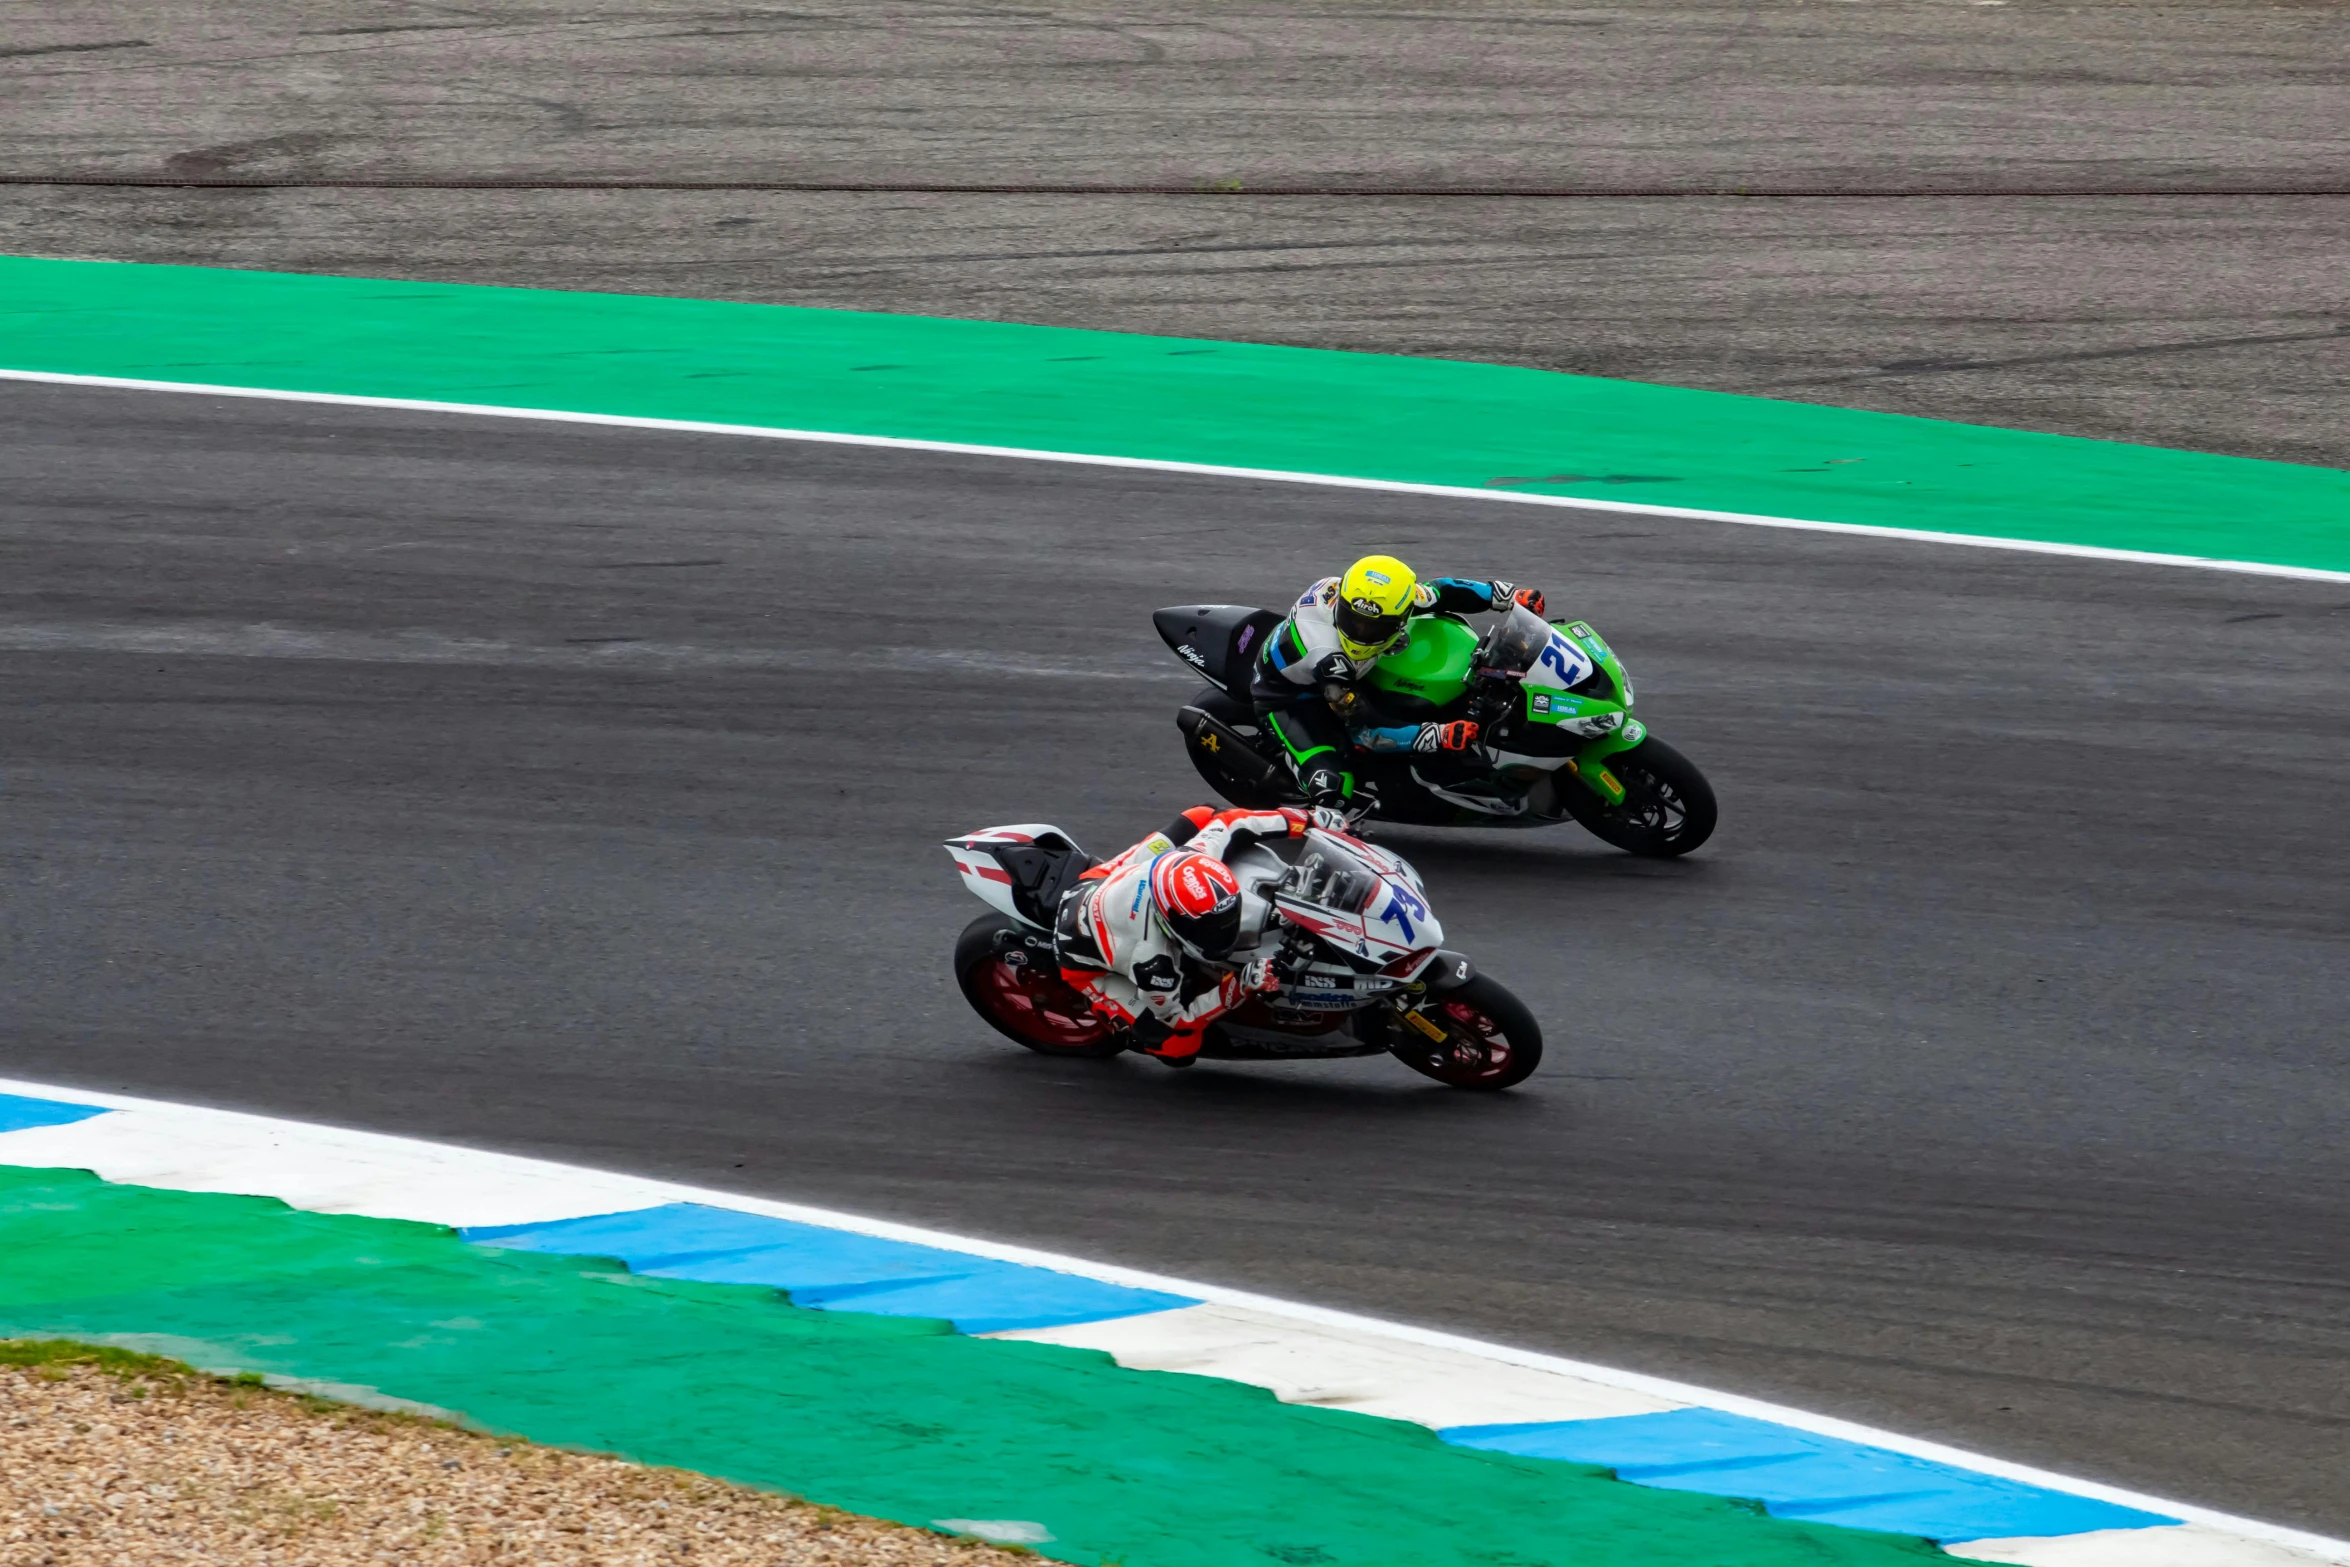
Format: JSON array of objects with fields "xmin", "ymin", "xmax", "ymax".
[{"xmin": 944, "ymin": 821, "xmax": 1543, "ymax": 1089}]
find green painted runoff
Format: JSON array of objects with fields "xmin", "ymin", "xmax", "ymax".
[
  {"xmin": 1, "ymin": 256, "xmax": 2342, "ymax": 571},
  {"xmin": 0, "ymin": 1167, "xmax": 1975, "ymax": 1567}
]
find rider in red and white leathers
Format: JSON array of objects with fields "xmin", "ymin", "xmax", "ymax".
[{"xmin": 1053, "ymin": 804, "xmax": 1308, "ymax": 1067}]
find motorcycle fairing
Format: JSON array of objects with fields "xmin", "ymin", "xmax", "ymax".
[
  {"xmin": 1562, "ymin": 719, "xmax": 1650, "ymax": 806},
  {"xmin": 1513, "ymin": 617, "xmax": 1632, "ymax": 738},
  {"xmin": 944, "ymin": 824, "xmax": 1091, "ymax": 928},
  {"xmin": 1271, "ymin": 831, "xmax": 1444, "ymax": 976}
]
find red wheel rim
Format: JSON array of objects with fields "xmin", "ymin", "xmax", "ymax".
[
  {"xmin": 970, "ymin": 956, "xmax": 1112, "ymax": 1051},
  {"xmin": 1411, "ymin": 1000, "xmax": 1515, "ymax": 1086}
]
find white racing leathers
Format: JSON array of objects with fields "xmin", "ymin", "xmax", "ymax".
[{"xmin": 1053, "ymin": 806, "xmax": 1304, "ymax": 1060}]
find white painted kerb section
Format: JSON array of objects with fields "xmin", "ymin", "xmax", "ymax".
[
  {"xmin": 3, "ymin": 369, "xmax": 2345, "ymax": 586},
  {"xmin": 0, "ymin": 1076, "xmax": 2341, "ymax": 1567}
]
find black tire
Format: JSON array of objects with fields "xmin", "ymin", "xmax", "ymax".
[
  {"xmin": 1557, "ymin": 736, "xmax": 1717, "ymax": 858},
  {"xmin": 952, "ymin": 914, "xmax": 1127, "ymax": 1059},
  {"xmin": 1388, "ymin": 974, "xmax": 1544, "ymax": 1090}
]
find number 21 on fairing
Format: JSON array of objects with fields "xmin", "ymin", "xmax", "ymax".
[{"xmin": 1532, "ymin": 633, "xmax": 1591, "ymax": 688}]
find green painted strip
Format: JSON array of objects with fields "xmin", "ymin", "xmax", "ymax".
[
  {"xmin": 0, "ymin": 1166, "xmax": 1969, "ymax": 1567},
  {"xmin": 2, "ymin": 256, "xmax": 2343, "ymax": 572}
]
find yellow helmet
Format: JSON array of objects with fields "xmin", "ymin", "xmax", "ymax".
[{"xmin": 1334, "ymin": 555, "xmax": 1418, "ymax": 659}]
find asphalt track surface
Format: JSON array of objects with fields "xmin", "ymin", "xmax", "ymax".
[
  {"xmin": 6, "ymin": 0, "xmax": 2347, "ymax": 465},
  {"xmin": 3, "ymin": 380, "xmax": 2346, "ymax": 1529}
]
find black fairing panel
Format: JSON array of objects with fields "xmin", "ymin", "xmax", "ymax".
[
  {"xmin": 991, "ymin": 841, "xmax": 1097, "ymax": 928},
  {"xmin": 1153, "ymin": 604, "xmax": 1282, "ymax": 693}
]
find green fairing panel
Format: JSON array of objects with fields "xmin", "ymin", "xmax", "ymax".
[{"xmin": 1367, "ymin": 616, "xmax": 1478, "ymax": 704}]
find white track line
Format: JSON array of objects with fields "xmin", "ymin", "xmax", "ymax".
[
  {"xmin": 4, "ymin": 367, "xmax": 2345, "ymax": 586},
  {"xmin": 0, "ymin": 1075, "xmax": 2342, "ymax": 1561}
]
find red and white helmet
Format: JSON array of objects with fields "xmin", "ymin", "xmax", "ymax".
[{"xmin": 1149, "ymin": 849, "xmax": 1244, "ymax": 960}]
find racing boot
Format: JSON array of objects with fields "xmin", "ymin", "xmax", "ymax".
[
  {"xmin": 1301, "ymin": 764, "xmax": 1356, "ymax": 830},
  {"xmin": 1131, "ymin": 1017, "xmax": 1204, "ymax": 1069}
]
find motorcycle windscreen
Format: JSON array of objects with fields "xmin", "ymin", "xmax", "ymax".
[
  {"xmin": 1477, "ymin": 603, "xmax": 1555, "ymax": 675},
  {"xmin": 1285, "ymin": 845, "xmax": 1382, "ymax": 915},
  {"xmin": 1284, "ymin": 839, "xmax": 1443, "ymax": 959}
]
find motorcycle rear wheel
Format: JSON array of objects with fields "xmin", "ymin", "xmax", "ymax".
[
  {"xmin": 1558, "ymin": 737, "xmax": 1717, "ymax": 858},
  {"xmin": 953, "ymin": 914, "xmax": 1127, "ymax": 1058},
  {"xmin": 1388, "ymin": 975, "xmax": 1543, "ymax": 1090}
]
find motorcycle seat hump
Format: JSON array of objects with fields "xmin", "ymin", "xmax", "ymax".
[
  {"xmin": 1154, "ymin": 604, "xmax": 1283, "ymax": 695},
  {"xmin": 994, "ymin": 841, "xmax": 1097, "ymax": 929}
]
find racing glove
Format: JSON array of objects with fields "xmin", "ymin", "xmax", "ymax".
[
  {"xmin": 1239, "ymin": 956, "xmax": 1282, "ymax": 994},
  {"xmin": 1484, "ymin": 580, "xmax": 1547, "ymax": 617},
  {"xmin": 1412, "ymin": 720, "xmax": 1480, "ymax": 753}
]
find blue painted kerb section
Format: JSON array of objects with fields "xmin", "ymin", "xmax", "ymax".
[
  {"xmin": 1443, "ymin": 1408, "xmax": 2180, "ymax": 1542},
  {"xmin": 0, "ymin": 1092, "xmax": 2197, "ymax": 1541},
  {"xmin": 0, "ymin": 1093, "xmax": 110, "ymax": 1135},
  {"xmin": 464, "ymin": 1202, "xmax": 1198, "ymax": 1335}
]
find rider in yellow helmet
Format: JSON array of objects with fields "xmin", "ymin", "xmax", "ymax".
[{"xmin": 1251, "ymin": 555, "xmax": 1546, "ymax": 815}]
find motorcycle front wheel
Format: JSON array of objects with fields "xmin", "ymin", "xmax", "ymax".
[
  {"xmin": 1388, "ymin": 975, "xmax": 1543, "ymax": 1090},
  {"xmin": 1557, "ymin": 736, "xmax": 1717, "ymax": 858},
  {"xmin": 953, "ymin": 914, "xmax": 1127, "ymax": 1059}
]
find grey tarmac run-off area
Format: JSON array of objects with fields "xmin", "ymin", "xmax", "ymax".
[
  {"xmin": 3, "ymin": 0, "xmax": 2347, "ymax": 465},
  {"xmin": 2, "ymin": 385, "xmax": 2347, "ymax": 1530}
]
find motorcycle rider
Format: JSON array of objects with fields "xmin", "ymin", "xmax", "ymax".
[
  {"xmin": 1054, "ymin": 803, "xmax": 1309, "ymax": 1069},
  {"xmin": 1252, "ymin": 555, "xmax": 1546, "ymax": 815}
]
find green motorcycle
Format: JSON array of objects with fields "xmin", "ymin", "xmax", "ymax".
[{"xmin": 1153, "ymin": 602, "xmax": 1717, "ymax": 858}]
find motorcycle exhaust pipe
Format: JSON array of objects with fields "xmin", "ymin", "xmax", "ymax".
[{"xmin": 1176, "ymin": 706, "xmax": 1290, "ymax": 794}]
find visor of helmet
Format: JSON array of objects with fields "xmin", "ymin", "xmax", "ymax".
[
  {"xmin": 1333, "ymin": 596, "xmax": 1406, "ymax": 657},
  {"xmin": 1173, "ymin": 899, "xmax": 1243, "ymax": 960}
]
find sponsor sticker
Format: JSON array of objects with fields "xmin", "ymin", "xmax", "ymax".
[
  {"xmin": 1532, "ymin": 693, "xmax": 1551, "ymax": 713},
  {"xmin": 1284, "ymin": 991, "xmax": 1360, "ymax": 1011}
]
